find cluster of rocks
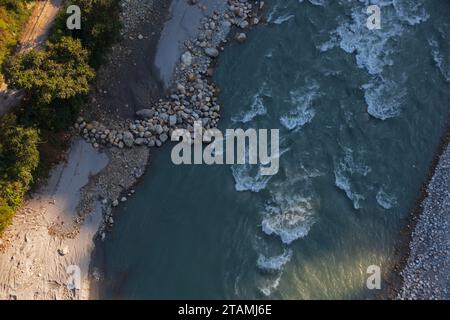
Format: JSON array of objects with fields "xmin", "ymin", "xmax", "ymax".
[
  {"xmin": 119, "ymin": 0, "xmax": 157, "ymax": 35},
  {"xmin": 398, "ymin": 142, "xmax": 450, "ymax": 300},
  {"xmin": 75, "ymin": 0, "xmax": 265, "ymax": 151}
]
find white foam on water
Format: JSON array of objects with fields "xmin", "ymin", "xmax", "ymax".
[
  {"xmin": 257, "ymin": 249, "xmax": 293, "ymax": 273},
  {"xmin": 231, "ymin": 146, "xmax": 289, "ymax": 193},
  {"xmin": 341, "ymin": 147, "xmax": 371, "ymax": 176},
  {"xmin": 376, "ymin": 189, "xmax": 397, "ymax": 210},
  {"xmin": 272, "ymin": 14, "xmax": 295, "ymax": 25},
  {"xmin": 429, "ymin": 39, "xmax": 450, "ymax": 82},
  {"xmin": 261, "ymin": 194, "xmax": 316, "ymax": 245},
  {"xmin": 298, "ymin": 0, "xmax": 327, "ymax": 6},
  {"xmin": 280, "ymin": 82, "xmax": 319, "ymax": 130},
  {"xmin": 363, "ymin": 77, "xmax": 407, "ymax": 120},
  {"xmin": 259, "ymin": 274, "xmax": 282, "ymax": 297},
  {"xmin": 334, "ymin": 169, "xmax": 365, "ymax": 210},
  {"xmin": 334, "ymin": 148, "xmax": 371, "ymax": 209},
  {"xmin": 231, "ymin": 88, "xmax": 269, "ymax": 124},
  {"xmin": 324, "ymin": 4, "xmax": 404, "ymax": 75},
  {"xmin": 267, "ymin": 1, "xmax": 295, "ymax": 25},
  {"xmin": 393, "ymin": 0, "xmax": 429, "ymax": 26},
  {"xmin": 267, "ymin": 3, "xmax": 281, "ymax": 23},
  {"xmin": 231, "ymin": 164, "xmax": 273, "ymax": 193},
  {"xmin": 319, "ymin": 1, "xmax": 430, "ymax": 120}
]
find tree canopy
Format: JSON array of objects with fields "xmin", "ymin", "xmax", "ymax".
[{"xmin": 4, "ymin": 36, "xmax": 95, "ymax": 104}]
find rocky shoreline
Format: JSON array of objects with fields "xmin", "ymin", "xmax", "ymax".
[
  {"xmin": 383, "ymin": 123, "xmax": 450, "ymax": 300},
  {"xmin": 396, "ymin": 124, "xmax": 450, "ymax": 300},
  {"xmin": 76, "ymin": 0, "xmax": 264, "ymax": 150}
]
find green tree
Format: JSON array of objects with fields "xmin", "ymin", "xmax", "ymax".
[
  {"xmin": 52, "ymin": 0, "xmax": 121, "ymax": 67},
  {"xmin": 4, "ymin": 36, "xmax": 95, "ymax": 104}
]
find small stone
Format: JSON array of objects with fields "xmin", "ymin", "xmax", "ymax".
[
  {"xmin": 169, "ymin": 115, "xmax": 177, "ymax": 126},
  {"xmin": 239, "ymin": 20, "xmax": 249, "ymax": 29},
  {"xmin": 181, "ymin": 51, "xmax": 193, "ymax": 66},
  {"xmin": 236, "ymin": 33, "xmax": 247, "ymax": 43},
  {"xmin": 159, "ymin": 133, "xmax": 169, "ymax": 143},
  {"xmin": 134, "ymin": 138, "xmax": 145, "ymax": 146},
  {"xmin": 58, "ymin": 246, "xmax": 69, "ymax": 256}
]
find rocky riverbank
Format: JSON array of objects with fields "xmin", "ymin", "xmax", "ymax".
[
  {"xmin": 0, "ymin": 0, "xmax": 266, "ymax": 300},
  {"xmin": 0, "ymin": 0, "xmax": 164, "ymax": 300},
  {"xmin": 76, "ymin": 0, "xmax": 265, "ymax": 150},
  {"xmin": 396, "ymin": 129, "xmax": 450, "ymax": 300},
  {"xmin": 76, "ymin": 0, "xmax": 265, "ymax": 240}
]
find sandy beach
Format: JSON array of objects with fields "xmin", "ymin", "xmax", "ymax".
[{"xmin": 0, "ymin": 139, "xmax": 108, "ymax": 299}]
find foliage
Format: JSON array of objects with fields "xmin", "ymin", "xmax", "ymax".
[
  {"xmin": 51, "ymin": 0, "xmax": 121, "ymax": 67},
  {"xmin": 0, "ymin": 0, "xmax": 32, "ymax": 80},
  {"xmin": 4, "ymin": 36, "xmax": 95, "ymax": 104},
  {"xmin": 0, "ymin": 114, "xmax": 39, "ymax": 234},
  {"xmin": 0, "ymin": 204, "xmax": 14, "ymax": 236}
]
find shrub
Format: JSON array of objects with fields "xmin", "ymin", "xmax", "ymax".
[
  {"xmin": 0, "ymin": 0, "xmax": 32, "ymax": 76},
  {"xmin": 0, "ymin": 204, "xmax": 14, "ymax": 235},
  {"xmin": 0, "ymin": 114, "xmax": 39, "ymax": 209}
]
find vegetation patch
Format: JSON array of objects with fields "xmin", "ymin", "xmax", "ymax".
[
  {"xmin": 0, "ymin": 0, "xmax": 32, "ymax": 82},
  {"xmin": 0, "ymin": 0, "xmax": 122, "ymax": 235}
]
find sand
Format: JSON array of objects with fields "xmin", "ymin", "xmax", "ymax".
[
  {"xmin": 154, "ymin": 0, "xmax": 227, "ymax": 87},
  {"xmin": 0, "ymin": 139, "xmax": 109, "ymax": 300}
]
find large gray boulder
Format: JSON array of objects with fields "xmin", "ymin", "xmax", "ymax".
[{"xmin": 205, "ymin": 47, "xmax": 219, "ymax": 58}]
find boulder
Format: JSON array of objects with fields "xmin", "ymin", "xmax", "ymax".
[
  {"xmin": 205, "ymin": 47, "xmax": 219, "ymax": 58},
  {"xmin": 181, "ymin": 51, "xmax": 193, "ymax": 66},
  {"xmin": 239, "ymin": 20, "xmax": 249, "ymax": 29},
  {"xmin": 134, "ymin": 138, "xmax": 145, "ymax": 146},
  {"xmin": 236, "ymin": 33, "xmax": 247, "ymax": 43},
  {"xmin": 123, "ymin": 131, "xmax": 134, "ymax": 147}
]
